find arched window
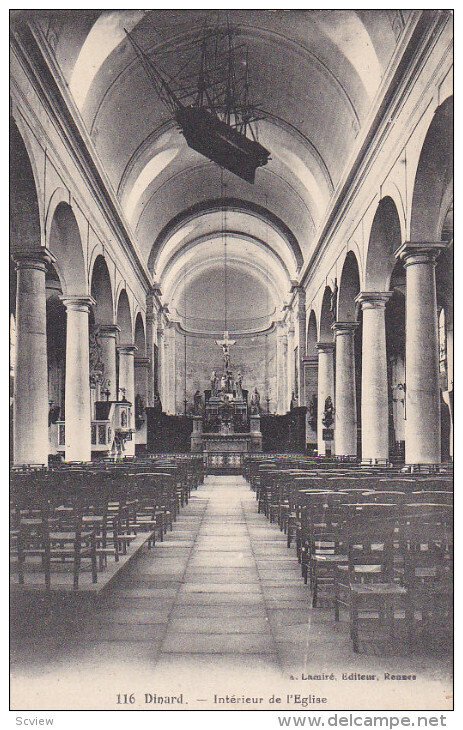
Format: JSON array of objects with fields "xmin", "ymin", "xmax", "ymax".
[{"xmin": 438, "ymin": 307, "xmax": 448, "ymax": 391}]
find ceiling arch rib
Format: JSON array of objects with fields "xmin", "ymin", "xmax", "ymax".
[
  {"xmin": 160, "ymin": 231, "xmax": 292, "ymax": 284},
  {"xmin": 156, "ymin": 210, "xmax": 298, "ymax": 282},
  {"xmin": 163, "ymin": 237, "xmax": 290, "ymax": 308},
  {"xmin": 149, "ymin": 198, "xmax": 303, "ymax": 275}
]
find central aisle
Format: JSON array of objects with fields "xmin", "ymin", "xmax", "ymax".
[
  {"xmin": 151, "ymin": 474, "xmax": 305, "ymax": 676},
  {"xmin": 11, "ymin": 475, "xmax": 452, "ymax": 710}
]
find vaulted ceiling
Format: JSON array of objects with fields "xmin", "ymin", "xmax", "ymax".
[{"xmin": 35, "ymin": 9, "xmax": 410, "ymax": 332}]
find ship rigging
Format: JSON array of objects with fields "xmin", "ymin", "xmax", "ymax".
[{"xmin": 125, "ymin": 20, "xmax": 270, "ymax": 183}]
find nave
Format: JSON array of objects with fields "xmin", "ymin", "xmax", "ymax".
[{"xmin": 11, "ymin": 476, "xmax": 451, "ymax": 711}]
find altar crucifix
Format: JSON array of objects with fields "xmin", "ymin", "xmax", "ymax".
[{"xmin": 215, "ymin": 330, "xmax": 236, "ymax": 372}]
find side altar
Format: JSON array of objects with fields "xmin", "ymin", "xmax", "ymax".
[{"xmin": 191, "ymin": 331, "xmax": 262, "ymax": 471}]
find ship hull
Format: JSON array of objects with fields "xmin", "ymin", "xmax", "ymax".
[{"xmin": 175, "ymin": 107, "xmax": 270, "ymax": 183}]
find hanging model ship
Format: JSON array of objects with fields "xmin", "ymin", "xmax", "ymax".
[{"xmin": 125, "ymin": 20, "xmax": 270, "ymax": 183}]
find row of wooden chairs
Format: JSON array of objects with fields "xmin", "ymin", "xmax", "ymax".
[
  {"xmin": 245, "ymin": 456, "xmax": 453, "ymax": 653},
  {"xmin": 10, "ymin": 455, "xmax": 203, "ymax": 590}
]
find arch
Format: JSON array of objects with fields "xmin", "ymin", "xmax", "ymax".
[
  {"xmin": 134, "ymin": 312, "xmax": 146, "ymax": 355},
  {"xmin": 48, "ymin": 201, "xmax": 87, "ymax": 295},
  {"xmin": 338, "ymin": 251, "xmax": 361, "ymax": 322},
  {"xmin": 90, "ymin": 254, "xmax": 114, "ymax": 324},
  {"xmin": 148, "ymin": 198, "xmax": 304, "ymax": 273},
  {"xmin": 365, "ymin": 197, "xmax": 403, "ymax": 290},
  {"xmin": 116, "ymin": 289, "xmax": 133, "ymax": 342},
  {"xmin": 306, "ymin": 310, "xmax": 318, "ymax": 355},
  {"xmin": 319, "ymin": 286, "xmax": 333, "ymax": 341},
  {"xmin": 10, "ymin": 119, "xmax": 43, "ymax": 255},
  {"xmin": 410, "ymin": 97, "xmax": 453, "ymax": 241}
]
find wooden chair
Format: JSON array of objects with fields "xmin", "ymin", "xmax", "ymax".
[
  {"xmin": 16, "ymin": 510, "xmax": 97, "ymax": 590},
  {"xmin": 398, "ymin": 506, "xmax": 453, "ymax": 645},
  {"xmin": 334, "ymin": 506, "xmax": 406, "ymax": 652}
]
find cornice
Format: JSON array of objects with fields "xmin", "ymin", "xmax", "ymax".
[
  {"xmin": 173, "ymin": 320, "xmax": 277, "ymax": 339},
  {"xmin": 10, "ymin": 20, "xmax": 153, "ymax": 295}
]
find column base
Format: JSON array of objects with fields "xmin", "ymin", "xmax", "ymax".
[
  {"xmin": 360, "ymin": 458, "xmax": 390, "ymax": 467},
  {"xmin": 334, "ymin": 454, "xmax": 358, "ymax": 463}
]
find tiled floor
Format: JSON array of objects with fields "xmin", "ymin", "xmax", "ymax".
[{"xmin": 10, "ymin": 476, "xmax": 452, "ymax": 710}]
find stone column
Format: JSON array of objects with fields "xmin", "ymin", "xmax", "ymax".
[
  {"xmin": 117, "ymin": 344, "xmax": 137, "ymax": 456},
  {"xmin": 275, "ymin": 321, "xmax": 287, "ymax": 414},
  {"xmin": 97, "ymin": 324, "xmax": 120, "ymax": 400},
  {"xmin": 316, "ymin": 342, "xmax": 335, "ymax": 456},
  {"xmin": 145, "ymin": 290, "xmax": 157, "ymax": 407},
  {"xmin": 356, "ymin": 292, "xmax": 393, "ymax": 464},
  {"xmin": 157, "ymin": 325, "xmax": 164, "ymax": 405},
  {"xmin": 61, "ymin": 296, "xmax": 95, "ymax": 463},
  {"xmin": 13, "ymin": 250, "xmax": 54, "ymax": 466},
  {"xmin": 165, "ymin": 323, "xmax": 177, "ymax": 414},
  {"xmin": 303, "ymin": 355, "xmax": 318, "ymax": 449},
  {"xmin": 135, "ymin": 356, "xmax": 150, "ymax": 406},
  {"xmin": 395, "ymin": 242, "xmax": 446, "ymax": 464},
  {"xmin": 287, "ymin": 320, "xmax": 295, "ymax": 407},
  {"xmin": 134, "ymin": 355, "xmax": 150, "ymax": 446},
  {"xmin": 295, "ymin": 288, "xmax": 307, "ymax": 405},
  {"xmin": 333, "ymin": 322, "xmax": 358, "ymax": 458},
  {"xmin": 446, "ymin": 310, "xmax": 454, "ymax": 460}
]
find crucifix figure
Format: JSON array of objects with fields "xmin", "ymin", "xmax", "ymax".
[{"xmin": 215, "ymin": 330, "xmax": 236, "ymax": 372}]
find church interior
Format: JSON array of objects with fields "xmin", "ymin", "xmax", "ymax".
[{"xmin": 10, "ymin": 10, "xmax": 453, "ymax": 710}]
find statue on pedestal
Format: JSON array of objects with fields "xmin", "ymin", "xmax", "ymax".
[
  {"xmin": 210, "ymin": 370, "xmax": 218, "ymax": 397},
  {"xmin": 250, "ymin": 387, "xmax": 261, "ymax": 415},
  {"xmin": 193, "ymin": 389, "xmax": 203, "ymax": 415},
  {"xmin": 322, "ymin": 396, "xmax": 334, "ymax": 428},
  {"xmin": 235, "ymin": 371, "xmax": 243, "ymax": 399}
]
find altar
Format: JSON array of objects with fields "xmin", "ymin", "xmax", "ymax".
[{"xmin": 190, "ymin": 330, "xmax": 263, "ymax": 471}]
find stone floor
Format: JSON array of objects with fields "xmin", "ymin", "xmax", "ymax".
[{"xmin": 10, "ymin": 476, "xmax": 452, "ymax": 711}]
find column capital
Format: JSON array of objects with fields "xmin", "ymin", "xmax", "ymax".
[
  {"xmin": 355, "ymin": 291, "xmax": 393, "ymax": 310},
  {"xmin": 394, "ymin": 241, "xmax": 447, "ymax": 266},
  {"xmin": 96, "ymin": 324, "xmax": 121, "ymax": 338},
  {"xmin": 13, "ymin": 247, "xmax": 56, "ymax": 273},
  {"xmin": 332, "ymin": 321, "xmax": 359, "ymax": 335},
  {"xmin": 316, "ymin": 341, "xmax": 335, "ymax": 353},
  {"xmin": 60, "ymin": 295, "xmax": 96, "ymax": 313},
  {"xmin": 117, "ymin": 343, "xmax": 138, "ymax": 355},
  {"xmin": 135, "ymin": 356, "xmax": 150, "ymax": 367},
  {"xmin": 302, "ymin": 355, "xmax": 318, "ymax": 367}
]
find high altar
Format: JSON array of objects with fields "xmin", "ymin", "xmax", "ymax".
[{"xmin": 191, "ymin": 331, "xmax": 262, "ymax": 469}]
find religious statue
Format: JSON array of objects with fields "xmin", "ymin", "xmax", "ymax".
[
  {"xmin": 220, "ymin": 374, "xmax": 227, "ymax": 393},
  {"xmin": 193, "ymin": 389, "xmax": 203, "ymax": 415},
  {"xmin": 308, "ymin": 394, "xmax": 318, "ymax": 431},
  {"xmin": 250, "ymin": 387, "xmax": 261, "ymax": 415},
  {"xmin": 48, "ymin": 401, "xmax": 61, "ymax": 427},
  {"xmin": 322, "ymin": 396, "xmax": 334, "ymax": 428},
  {"xmin": 210, "ymin": 370, "xmax": 218, "ymax": 397},
  {"xmin": 235, "ymin": 371, "xmax": 243, "ymax": 400},
  {"xmin": 215, "ymin": 331, "xmax": 236, "ymax": 373},
  {"xmin": 135, "ymin": 394, "xmax": 145, "ymax": 429},
  {"xmin": 152, "ymin": 390, "xmax": 162, "ymax": 413},
  {"xmin": 290, "ymin": 391, "xmax": 297, "ymax": 410}
]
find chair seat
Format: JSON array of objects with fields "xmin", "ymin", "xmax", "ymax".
[
  {"xmin": 313, "ymin": 554, "xmax": 347, "ymax": 563},
  {"xmin": 350, "ymin": 582, "xmax": 407, "ymax": 595}
]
